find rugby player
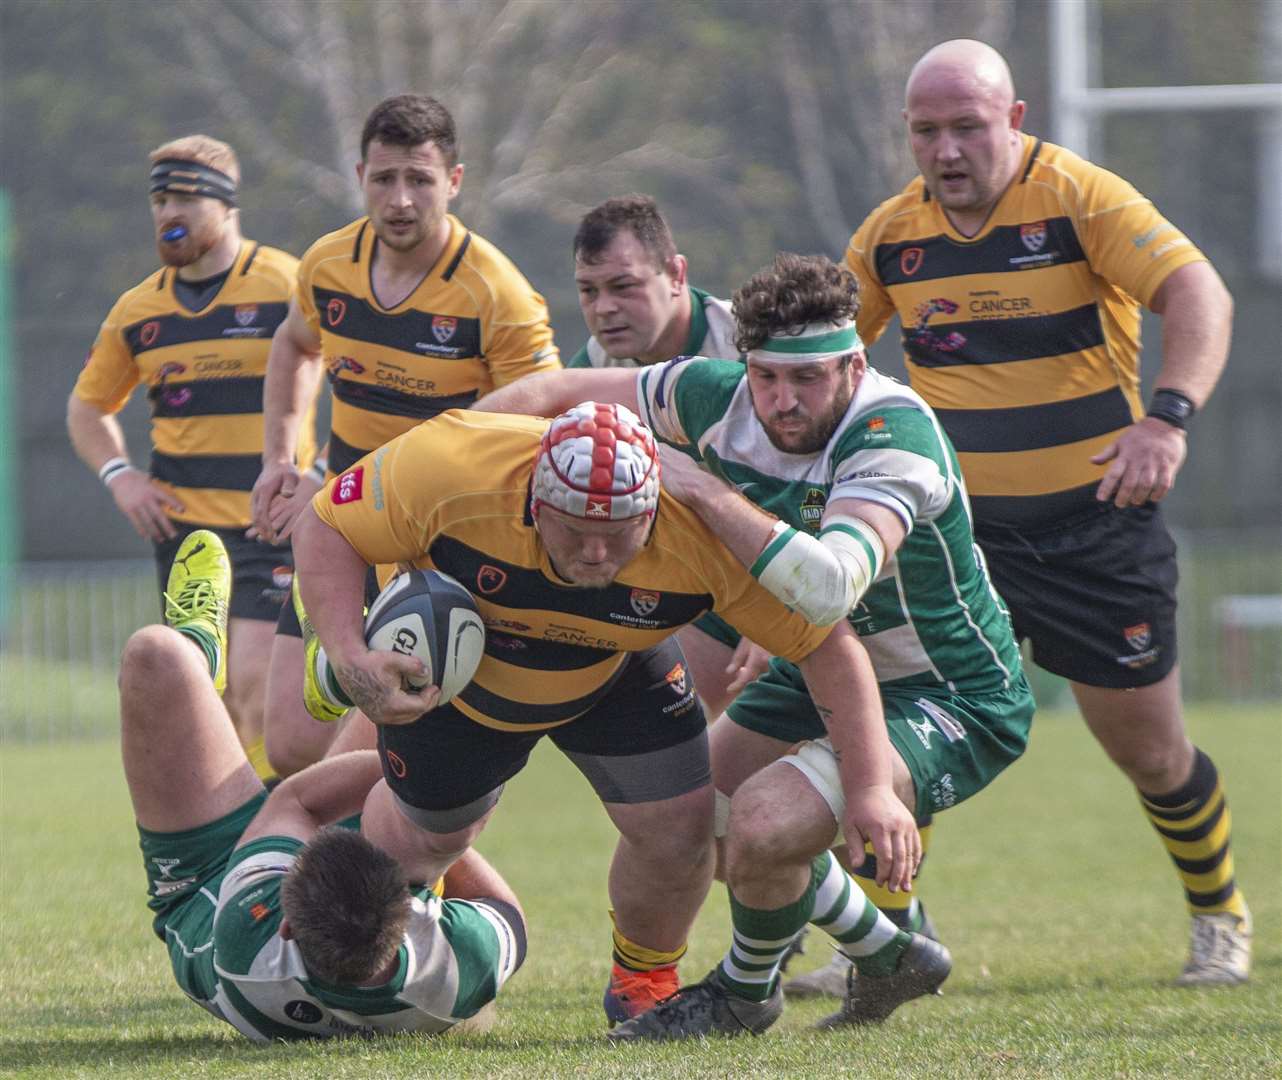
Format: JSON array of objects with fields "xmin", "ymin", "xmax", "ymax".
[
  {"xmin": 845, "ymin": 39, "xmax": 1247, "ymax": 985},
  {"xmin": 289, "ymin": 402, "xmax": 931, "ymax": 1028},
  {"xmin": 568, "ymin": 196, "xmax": 936, "ymax": 987},
  {"xmin": 247, "ymin": 94, "xmax": 560, "ymax": 777},
  {"xmin": 68, "ymin": 134, "xmax": 312, "ymax": 780},
  {"xmin": 124, "ymin": 530, "xmax": 524, "ymax": 1042},
  {"xmin": 474, "ymin": 254, "xmax": 1034, "ymax": 1038}
]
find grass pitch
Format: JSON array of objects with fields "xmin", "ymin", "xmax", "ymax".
[{"xmin": 1, "ymin": 705, "xmax": 1278, "ymax": 1078}]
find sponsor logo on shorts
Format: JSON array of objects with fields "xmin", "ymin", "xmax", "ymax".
[
  {"xmin": 431, "ymin": 315, "xmax": 458, "ymax": 343},
  {"xmin": 914, "ymin": 698, "xmax": 967, "ymax": 744},
  {"xmin": 153, "ymin": 877, "xmax": 197, "ymax": 897},
  {"xmin": 332, "ymin": 467, "xmax": 363, "ymax": 505},
  {"xmin": 1020, "ymin": 221, "xmax": 1048, "ymax": 252},
  {"xmin": 900, "ymin": 246, "xmax": 924, "ymax": 276},
  {"xmin": 272, "ymin": 567, "xmax": 293, "ymax": 590},
  {"xmin": 929, "ymin": 772, "xmax": 957, "ymax": 810},
  {"xmin": 907, "ymin": 714, "xmax": 937, "ymax": 750},
  {"xmin": 285, "ymin": 1000, "xmax": 323, "ymax": 1024},
  {"xmin": 477, "ymin": 565, "xmax": 507, "ymax": 595},
  {"xmin": 1124, "ymin": 622, "xmax": 1151, "ymax": 651},
  {"xmin": 664, "ymin": 662, "xmax": 688, "ymax": 696},
  {"xmin": 630, "ymin": 588, "xmax": 660, "ymax": 617},
  {"xmin": 385, "ymin": 749, "xmax": 408, "ymax": 779}
]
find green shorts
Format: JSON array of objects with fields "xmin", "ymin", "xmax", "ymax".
[
  {"xmin": 727, "ymin": 659, "xmax": 1034, "ymax": 817},
  {"xmin": 137, "ymin": 793, "xmax": 267, "ymax": 1002}
]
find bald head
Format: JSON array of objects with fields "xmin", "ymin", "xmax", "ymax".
[
  {"xmin": 902, "ymin": 39, "xmax": 1025, "ymax": 228},
  {"xmin": 906, "ymin": 39, "xmax": 1015, "ymax": 111}
]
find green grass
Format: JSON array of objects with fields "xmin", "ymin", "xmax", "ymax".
[{"xmin": 1, "ymin": 707, "xmax": 1279, "ymax": 1078}]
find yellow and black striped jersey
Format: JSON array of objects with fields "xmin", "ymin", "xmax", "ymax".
[
  {"xmin": 312, "ymin": 410, "xmax": 831, "ymax": 731},
  {"xmin": 846, "ymin": 133, "xmax": 1206, "ymax": 527},
  {"xmin": 298, "ymin": 215, "xmax": 560, "ymax": 475},
  {"xmin": 75, "ymin": 240, "xmax": 314, "ymax": 528}
]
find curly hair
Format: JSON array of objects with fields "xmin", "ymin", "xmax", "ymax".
[
  {"xmin": 281, "ymin": 827, "xmax": 411, "ymax": 986},
  {"xmin": 573, "ymin": 194, "xmax": 677, "ymax": 270},
  {"xmin": 732, "ymin": 253, "xmax": 861, "ymax": 354},
  {"xmin": 361, "ymin": 94, "xmax": 458, "ymax": 166}
]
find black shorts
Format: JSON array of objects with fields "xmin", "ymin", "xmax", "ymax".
[
  {"xmin": 275, "ymin": 566, "xmax": 381, "ymax": 638},
  {"xmin": 379, "ymin": 638, "xmax": 709, "ymax": 814},
  {"xmin": 975, "ymin": 504, "xmax": 1178, "ymax": 689},
  {"xmin": 154, "ymin": 525, "xmax": 292, "ymax": 623}
]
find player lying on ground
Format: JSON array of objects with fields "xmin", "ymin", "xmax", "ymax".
[
  {"xmin": 289, "ymin": 401, "xmax": 937, "ymax": 1029},
  {"xmin": 123, "ymin": 530, "xmax": 525, "ymax": 1042}
]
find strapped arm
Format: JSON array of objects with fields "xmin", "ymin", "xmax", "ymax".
[{"xmin": 750, "ymin": 512, "xmax": 887, "ymax": 626}]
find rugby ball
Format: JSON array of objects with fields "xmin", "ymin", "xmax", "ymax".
[{"xmin": 363, "ymin": 569, "xmax": 486, "ymax": 705}]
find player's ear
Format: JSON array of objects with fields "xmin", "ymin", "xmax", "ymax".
[
  {"xmin": 668, "ymin": 253, "xmax": 688, "ymax": 291},
  {"xmin": 1010, "ymin": 99, "xmax": 1027, "ymax": 131},
  {"xmin": 278, "ymin": 917, "xmax": 294, "ymax": 940}
]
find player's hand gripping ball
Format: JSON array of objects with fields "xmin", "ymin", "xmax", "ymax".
[{"xmin": 363, "ymin": 569, "xmax": 485, "ymax": 705}]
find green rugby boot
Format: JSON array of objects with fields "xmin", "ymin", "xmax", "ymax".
[
  {"xmin": 294, "ymin": 573, "xmax": 351, "ymax": 723},
  {"xmin": 164, "ymin": 530, "xmax": 231, "ymax": 693}
]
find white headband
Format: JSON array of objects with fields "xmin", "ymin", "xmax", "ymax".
[{"xmin": 747, "ymin": 320, "xmax": 863, "ymax": 365}]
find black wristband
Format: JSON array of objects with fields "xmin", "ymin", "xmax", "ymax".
[{"xmin": 1147, "ymin": 388, "xmax": 1196, "ymax": 430}]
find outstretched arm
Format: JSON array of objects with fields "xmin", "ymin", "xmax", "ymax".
[
  {"xmin": 474, "ymin": 367, "xmax": 640, "ymax": 417},
  {"xmin": 796, "ymin": 622, "xmax": 919, "ymax": 893},
  {"xmin": 236, "ymin": 749, "xmax": 384, "ymax": 847}
]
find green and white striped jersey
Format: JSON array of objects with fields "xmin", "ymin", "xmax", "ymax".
[
  {"xmin": 636, "ymin": 358, "xmax": 1022, "ymax": 694},
  {"xmin": 566, "ymin": 286, "xmax": 738, "ymax": 368},
  {"xmin": 208, "ymin": 837, "xmax": 520, "ymax": 1043}
]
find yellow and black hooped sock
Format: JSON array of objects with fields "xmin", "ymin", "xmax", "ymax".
[
  {"xmin": 853, "ymin": 814, "xmax": 933, "ymax": 930},
  {"xmin": 609, "ymin": 911, "xmax": 687, "ymax": 972},
  {"xmin": 1140, "ymin": 747, "xmax": 1246, "ymax": 920}
]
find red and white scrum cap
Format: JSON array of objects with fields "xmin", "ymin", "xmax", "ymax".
[{"xmin": 532, "ymin": 402, "xmax": 660, "ymax": 521}]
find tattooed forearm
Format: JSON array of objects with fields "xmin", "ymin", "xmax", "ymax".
[{"xmin": 335, "ymin": 665, "xmax": 393, "ymax": 718}]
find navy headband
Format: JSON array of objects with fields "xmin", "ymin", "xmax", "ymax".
[{"xmin": 148, "ymin": 159, "xmax": 238, "ymax": 206}]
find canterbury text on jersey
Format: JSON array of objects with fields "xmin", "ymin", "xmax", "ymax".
[
  {"xmin": 312, "ymin": 410, "xmax": 831, "ymax": 731},
  {"xmin": 636, "ymin": 357, "xmax": 1021, "ymax": 694},
  {"xmin": 76, "ymin": 241, "xmax": 314, "ymax": 527},
  {"xmin": 299, "ymin": 214, "xmax": 559, "ymax": 475},
  {"xmin": 846, "ymin": 133, "xmax": 1207, "ymax": 527}
]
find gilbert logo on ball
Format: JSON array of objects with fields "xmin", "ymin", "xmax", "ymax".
[{"xmin": 364, "ymin": 569, "xmax": 486, "ymax": 704}]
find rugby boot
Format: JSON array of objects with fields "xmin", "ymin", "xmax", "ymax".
[
  {"xmin": 294, "ymin": 574, "xmax": 350, "ymax": 723},
  {"xmin": 164, "ymin": 530, "xmax": 230, "ymax": 694},
  {"xmin": 1176, "ymin": 904, "xmax": 1251, "ymax": 986},
  {"xmin": 603, "ymin": 962, "xmax": 679, "ymax": 1026},
  {"xmin": 785, "ymin": 903, "xmax": 940, "ymax": 999},
  {"xmin": 815, "ymin": 933, "xmax": 951, "ymax": 1028},
  {"xmin": 607, "ymin": 968, "xmax": 782, "ymax": 1042}
]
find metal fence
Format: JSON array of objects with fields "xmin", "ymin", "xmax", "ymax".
[{"xmin": 1, "ymin": 530, "xmax": 1279, "ymax": 742}]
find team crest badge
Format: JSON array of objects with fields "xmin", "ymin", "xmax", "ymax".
[
  {"xmin": 1124, "ymin": 623, "xmax": 1152, "ymax": 651},
  {"xmin": 326, "ymin": 297, "xmax": 347, "ymax": 327},
  {"xmin": 234, "ymin": 304, "xmax": 258, "ymax": 327},
  {"xmin": 477, "ymin": 565, "xmax": 508, "ymax": 595},
  {"xmin": 431, "ymin": 315, "xmax": 458, "ymax": 344},
  {"xmin": 139, "ymin": 321, "xmax": 161, "ymax": 347},
  {"xmin": 1020, "ymin": 221, "xmax": 1048, "ymax": 252},
  {"xmin": 664, "ymin": 662, "xmax": 688, "ymax": 696},
  {"xmin": 630, "ymin": 588, "xmax": 660, "ymax": 617},
  {"xmin": 900, "ymin": 246, "xmax": 924, "ymax": 276},
  {"xmin": 332, "ymin": 467, "xmax": 363, "ymax": 505}
]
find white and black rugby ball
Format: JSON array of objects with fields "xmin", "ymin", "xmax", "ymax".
[{"xmin": 363, "ymin": 569, "xmax": 486, "ymax": 705}]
